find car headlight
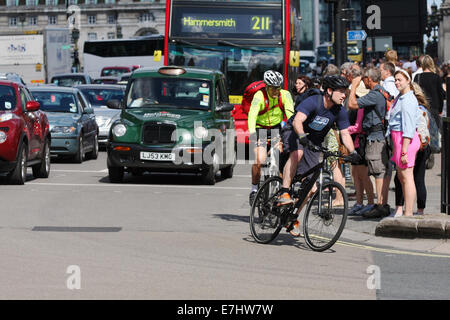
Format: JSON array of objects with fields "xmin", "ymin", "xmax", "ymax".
[
  {"xmin": 51, "ymin": 126, "xmax": 77, "ymax": 134},
  {"xmin": 112, "ymin": 123, "xmax": 127, "ymax": 137},
  {"xmin": 194, "ymin": 126, "xmax": 208, "ymax": 139},
  {"xmin": 0, "ymin": 131, "xmax": 6, "ymax": 144},
  {"xmin": 0, "ymin": 113, "xmax": 13, "ymax": 122}
]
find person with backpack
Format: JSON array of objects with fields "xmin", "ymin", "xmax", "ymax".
[
  {"xmin": 247, "ymin": 70, "xmax": 294, "ymax": 206},
  {"xmin": 277, "ymin": 76, "xmax": 360, "ymax": 234},
  {"xmin": 387, "ymin": 69, "xmax": 421, "ymax": 217},
  {"xmin": 348, "ymin": 67, "xmax": 392, "ymax": 219}
]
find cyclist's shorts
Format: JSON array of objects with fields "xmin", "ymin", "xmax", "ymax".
[
  {"xmin": 255, "ymin": 124, "xmax": 282, "ymax": 147},
  {"xmin": 281, "ymin": 127, "xmax": 320, "ymax": 175}
]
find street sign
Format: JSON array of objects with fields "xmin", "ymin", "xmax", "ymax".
[{"xmin": 347, "ymin": 30, "xmax": 367, "ymax": 41}]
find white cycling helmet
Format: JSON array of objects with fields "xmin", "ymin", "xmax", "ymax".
[{"xmin": 263, "ymin": 70, "xmax": 283, "ymax": 87}]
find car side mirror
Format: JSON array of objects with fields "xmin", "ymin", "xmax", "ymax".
[
  {"xmin": 106, "ymin": 99, "xmax": 122, "ymax": 109},
  {"xmin": 26, "ymin": 101, "xmax": 40, "ymax": 112},
  {"xmin": 83, "ymin": 107, "xmax": 94, "ymax": 114},
  {"xmin": 216, "ymin": 102, "xmax": 234, "ymax": 113}
]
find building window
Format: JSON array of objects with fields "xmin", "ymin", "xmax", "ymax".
[
  {"xmin": 86, "ymin": 0, "xmax": 97, "ymax": 4},
  {"xmin": 48, "ymin": 16, "xmax": 57, "ymax": 25},
  {"xmin": 26, "ymin": 0, "xmax": 38, "ymax": 6},
  {"xmin": 88, "ymin": 33, "xmax": 97, "ymax": 40},
  {"xmin": 107, "ymin": 15, "xmax": 116, "ymax": 24},
  {"xmin": 6, "ymin": 0, "xmax": 19, "ymax": 6},
  {"xmin": 139, "ymin": 13, "xmax": 155, "ymax": 22},
  {"xmin": 105, "ymin": 0, "xmax": 115, "ymax": 3},
  {"xmin": 29, "ymin": 16, "xmax": 37, "ymax": 25},
  {"xmin": 46, "ymin": 0, "xmax": 58, "ymax": 5},
  {"xmin": 107, "ymin": 32, "xmax": 115, "ymax": 39},
  {"xmin": 68, "ymin": 0, "xmax": 77, "ymax": 4},
  {"xmin": 140, "ymin": 0, "xmax": 155, "ymax": 2},
  {"xmin": 9, "ymin": 17, "xmax": 17, "ymax": 27},
  {"xmin": 88, "ymin": 15, "xmax": 96, "ymax": 25}
]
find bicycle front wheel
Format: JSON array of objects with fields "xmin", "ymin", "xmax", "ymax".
[
  {"xmin": 303, "ymin": 181, "xmax": 348, "ymax": 252},
  {"xmin": 250, "ymin": 176, "xmax": 283, "ymax": 244}
]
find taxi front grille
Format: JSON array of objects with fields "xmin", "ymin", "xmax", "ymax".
[{"xmin": 142, "ymin": 123, "xmax": 176, "ymax": 144}]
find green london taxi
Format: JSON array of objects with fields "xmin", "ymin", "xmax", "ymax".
[{"xmin": 106, "ymin": 66, "xmax": 236, "ymax": 185}]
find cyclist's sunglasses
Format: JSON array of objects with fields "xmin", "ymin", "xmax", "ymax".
[{"xmin": 267, "ymin": 86, "xmax": 281, "ymax": 91}]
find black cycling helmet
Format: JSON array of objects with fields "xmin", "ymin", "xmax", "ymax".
[{"xmin": 322, "ymin": 75, "xmax": 349, "ymax": 91}]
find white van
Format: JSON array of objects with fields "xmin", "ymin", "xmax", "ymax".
[{"xmin": 300, "ymin": 50, "xmax": 316, "ymax": 69}]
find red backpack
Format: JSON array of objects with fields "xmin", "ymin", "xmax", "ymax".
[{"xmin": 241, "ymin": 81, "xmax": 284, "ymax": 116}]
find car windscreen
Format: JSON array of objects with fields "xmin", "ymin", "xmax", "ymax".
[
  {"xmin": 79, "ymin": 88, "xmax": 124, "ymax": 107},
  {"xmin": 51, "ymin": 76, "xmax": 87, "ymax": 87},
  {"xmin": 101, "ymin": 68, "xmax": 130, "ymax": 77},
  {"xmin": 31, "ymin": 91, "xmax": 78, "ymax": 113},
  {"xmin": 126, "ymin": 77, "xmax": 211, "ymax": 110},
  {"xmin": 0, "ymin": 85, "xmax": 17, "ymax": 111}
]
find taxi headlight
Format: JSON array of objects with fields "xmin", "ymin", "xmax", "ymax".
[
  {"xmin": 194, "ymin": 126, "xmax": 208, "ymax": 139},
  {"xmin": 112, "ymin": 123, "xmax": 127, "ymax": 137}
]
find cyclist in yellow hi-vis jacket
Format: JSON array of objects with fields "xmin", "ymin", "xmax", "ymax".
[{"xmin": 248, "ymin": 70, "xmax": 294, "ymax": 206}]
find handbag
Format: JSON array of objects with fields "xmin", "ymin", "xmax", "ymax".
[
  {"xmin": 428, "ymin": 109, "xmax": 441, "ymax": 154},
  {"xmin": 334, "ymin": 129, "xmax": 349, "ymax": 164}
]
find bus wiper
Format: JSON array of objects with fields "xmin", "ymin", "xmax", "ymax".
[{"xmin": 217, "ymin": 40, "xmax": 268, "ymax": 52}]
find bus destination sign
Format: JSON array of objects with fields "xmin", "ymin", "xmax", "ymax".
[{"xmin": 181, "ymin": 14, "xmax": 273, "ymax": 35}]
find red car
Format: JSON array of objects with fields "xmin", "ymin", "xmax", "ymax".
[{"xmin": 0, "ymin": 81, "xmax": 51, "ymax": 184}]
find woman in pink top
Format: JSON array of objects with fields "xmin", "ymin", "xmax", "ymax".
[{"xmin": 347, "ymin": 107, "xmax": 375, "ymax": 215}]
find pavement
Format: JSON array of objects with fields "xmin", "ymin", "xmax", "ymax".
[{"xmin": 342, "ymin": 152, "xmax": 450, "ymax": 241}]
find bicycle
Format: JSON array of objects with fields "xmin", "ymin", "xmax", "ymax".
[
  {"xmin": 249, "ymin": 140, "xmax": 351, "ymax": 252},
  {"xmin": 258, "ymin": 135, "xmax": 283, "ymax": 186}
]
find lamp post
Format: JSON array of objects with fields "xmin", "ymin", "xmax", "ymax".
[
  {"xmin": 71, "ymin": 27, "xmax": 80, "ymax": 72},
  {"xmin": 426, "ymin": 2, "xmax": 443, "ymax": 56}
]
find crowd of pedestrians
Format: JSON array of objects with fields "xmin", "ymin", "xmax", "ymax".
[{"xmin": 290, "ymin": 50, "xmax": 447, "ymax": 219}]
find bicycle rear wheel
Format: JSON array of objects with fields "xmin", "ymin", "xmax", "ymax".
[
  {"xmin": 303, "ymin": 181, "xmax": 348, "ymax": 252},
  {"xmin": 250, "ymin": 176, "xmax": 283, "ymax": 244}
]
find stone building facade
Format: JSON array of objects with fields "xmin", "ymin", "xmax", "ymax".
[
  {"xmin": 0, "ymin": 0, "xmax": 166, "ymax": 69},
  {"xmin": 439, "ymin": 0, "xmax": 450, "ymax": 63}
]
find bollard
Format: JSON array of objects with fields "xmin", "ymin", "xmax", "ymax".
[{"xmin": 441, "ymin": 77, "xmax": 450, "ymax": 214}]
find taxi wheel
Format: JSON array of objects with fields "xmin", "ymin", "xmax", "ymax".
[
  {"xmin": 109, "ymin": 166, "xmax": 124, "ymax": 183},
  {"xmin": 201, "ymin": 165, "xmax": 216, "ymax": 185}
]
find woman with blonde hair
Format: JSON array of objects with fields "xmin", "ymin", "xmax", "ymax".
[
  {"xmin": 393, "ymin": 82, "xmax": 431, "ymax": 216},
  {"xmin": 388, "ymin": 69, "xmax": 420, "ymax": 217},
  {"xmin": 414, "ymin": 54, "xmax": 445, "ymax": 129}
]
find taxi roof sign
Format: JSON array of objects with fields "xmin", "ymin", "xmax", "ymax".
[{"xmin": 158, "ymin": 66, "xmax": 186, "ymax": 76}]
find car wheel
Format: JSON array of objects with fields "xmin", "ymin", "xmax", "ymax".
[
  {"xmin": 109, "ymin": 166, "xmax": 124, "ymax": 183},
  {"xmin": 73, "ymin": 136, "xmax": 84, "ymax": 163},
  {"xmin": 87, "ymin": 134, "xmax": 99, "ymax": 160},
  {"xmin": 9, "ymin": 142, "xmax": 27, "ymax": 185},
  {"xmin": 32, "ymin": 138, "xmax": 51, "ymax": 178}
]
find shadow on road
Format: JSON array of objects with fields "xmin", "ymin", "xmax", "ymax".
[{"xmin": 98, "ymin": 171, "xmax": 229, "ymax": 186}]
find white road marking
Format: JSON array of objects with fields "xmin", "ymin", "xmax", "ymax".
[{"xmin": 26, "ymin": 182, "xmax": 248, "ymax": 190}]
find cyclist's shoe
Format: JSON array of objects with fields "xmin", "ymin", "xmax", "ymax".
[
  {"xmin": 277, "ymin": 192, "xmax": 294, "ymax": 206},
  {"xmin": 289, "ymin": 221, "xmax": 301, "ymax": 237},
  {"xmin": 249, "ymin": 191, "xmax": 257, "ymax": 207}
]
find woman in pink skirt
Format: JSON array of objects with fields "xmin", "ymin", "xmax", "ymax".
[{"xmin": 387, "ymin": 69, "xmax": 421, "ymax": 217}]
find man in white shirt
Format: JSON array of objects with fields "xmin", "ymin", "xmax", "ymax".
[{"xmin": 380, "ymin": 62, "xmax": 399, "ymax": 97}]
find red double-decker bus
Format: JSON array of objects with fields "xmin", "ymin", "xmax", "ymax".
[{"xmin": 164, "ymin": 0, "xmax": 302, "ymax": 144}]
